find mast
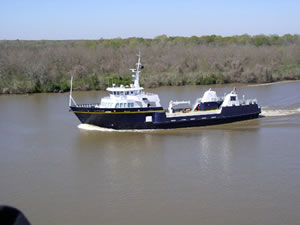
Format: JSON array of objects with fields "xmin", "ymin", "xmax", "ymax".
[
  {"xmin": 132, "ymin": 50, "xmax": 142, "ymax": 88},
  {"xmin": 69, "ymin": 75, "xmax": 77, "ymax": 107}
]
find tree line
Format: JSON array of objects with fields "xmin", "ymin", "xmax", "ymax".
[{"xmin": 0, "ymin": 34, "xmax": 300, "ymax": 94}]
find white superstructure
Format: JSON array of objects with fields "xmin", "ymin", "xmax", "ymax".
[
  {"xmin": 221, "ymin": 88, "xmax": 239, "ymax": 107},
  {"xmin": 96, "ymin": 52, "xmax": 161, "ymax": 109},
  {"xmin": 201, "ymin": 88, "xmax": 218, "ymax": 102}
]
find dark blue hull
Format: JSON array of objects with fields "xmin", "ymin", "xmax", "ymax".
[{"xmin": 70, "ymin": 104, "xmax": 261, "ymax": 130}]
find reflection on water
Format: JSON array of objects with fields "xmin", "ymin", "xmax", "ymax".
[{"xmin": 1, "ymin": 82, "xmax": 300, "ymax": 225}]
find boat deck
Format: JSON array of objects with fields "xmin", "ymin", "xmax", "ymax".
[{"xmin": 166, "ymin": 109, "xmax": 221, "ymax": 118}]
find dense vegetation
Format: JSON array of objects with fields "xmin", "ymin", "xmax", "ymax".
[{"xmin": 1, "ymin": 34, "xmax": 300, "ymax": 94}]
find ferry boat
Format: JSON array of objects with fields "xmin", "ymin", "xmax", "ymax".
[{"xmin": 69, "ymin": 52, "xmax": 261, "ymax": 130}]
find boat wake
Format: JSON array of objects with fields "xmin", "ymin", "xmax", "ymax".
[
  {"xmin": 261, "ymin": 107, "xmax": 300, "ymax": 117},
  {"xmin": 77, "ymin": 124, "xmax": 156, "ymax": 132},
  {"xmin": 78, "ymin": 124, "xmax": 115, "ymax": 132}
]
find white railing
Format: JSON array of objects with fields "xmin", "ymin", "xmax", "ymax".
[
  {"xmin": 75, "ymin": 103, "xmax": 100, "ymax": 108},
  {"xmin": 141, "ymin": 91, "xmax": 156, "ymax": 96},
  {"xmin": 239, "ymin": 99, "xmax": 258, "ymax": 105}
]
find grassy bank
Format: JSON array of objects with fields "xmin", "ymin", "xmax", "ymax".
[{"xmin": 1, "ymin": 34, "xmax": 300, "ymax": 94}]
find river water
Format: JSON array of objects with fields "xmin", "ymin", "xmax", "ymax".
[{"xmin": 1, "ymin": 81, "xmax": 300, "ymax": 225}]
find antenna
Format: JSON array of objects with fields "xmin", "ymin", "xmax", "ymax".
[
  {"xmin": 132, "ymin": 50, "xmax": 142, "ymax": 88},
  {"xmin": 136, "ymin": 50, "xmax": 141, "ymax": 70},
  {"xmin": 69, "ymin": 75, "xmax": 77, "ymax": 107}
]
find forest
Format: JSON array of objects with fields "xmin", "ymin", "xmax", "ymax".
[{"xmin": 0, "ymin": 34, "xmax": 300, "ymax": 94}]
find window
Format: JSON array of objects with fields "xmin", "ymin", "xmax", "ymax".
[
  {"xmin": 125, "ymin": 91, "xmax": 129, "ymax": 95},
  {"xmin": 120, "ymin": 103, "xmax": 124, "ymax": 108},
  {"xmin": 230, "ymin": 96, "xmax": 236, "ymax": 101},
  {"xmin": 116, "ymin": 103, "xmax": 119, "ymax": 108}
]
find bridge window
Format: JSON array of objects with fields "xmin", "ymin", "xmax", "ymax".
[{"xmin": 230, "ymin": 96, "xmax": 236, "ymax": 101}]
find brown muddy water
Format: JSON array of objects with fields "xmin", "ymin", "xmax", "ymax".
[{"xmin": 1, "ymin": 82, "xmax": 300, "ymax": 225}]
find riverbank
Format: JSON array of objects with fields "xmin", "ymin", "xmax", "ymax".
[
  {"xmin": 1, "ymin": 70, "xmax": 299, "ymax": 94},
  {"xmin": 2, "ymin": 78, "xmax": 300, "ymax": 96},
  {"xmin": 1, "ymin": 35, "xmax": 300, "ymax": 94},
  {"xmin": 2, "ymin": 74, "xmax": 300, "ymax": 95}
]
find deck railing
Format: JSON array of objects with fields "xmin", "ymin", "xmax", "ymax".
[
  {"xmin": 239, "ymin": 99, "xmax": 257, "ymax": 105},
  {"xmin": 74, "ymin": 103, "xmax": 99, "ymax": 108}
]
